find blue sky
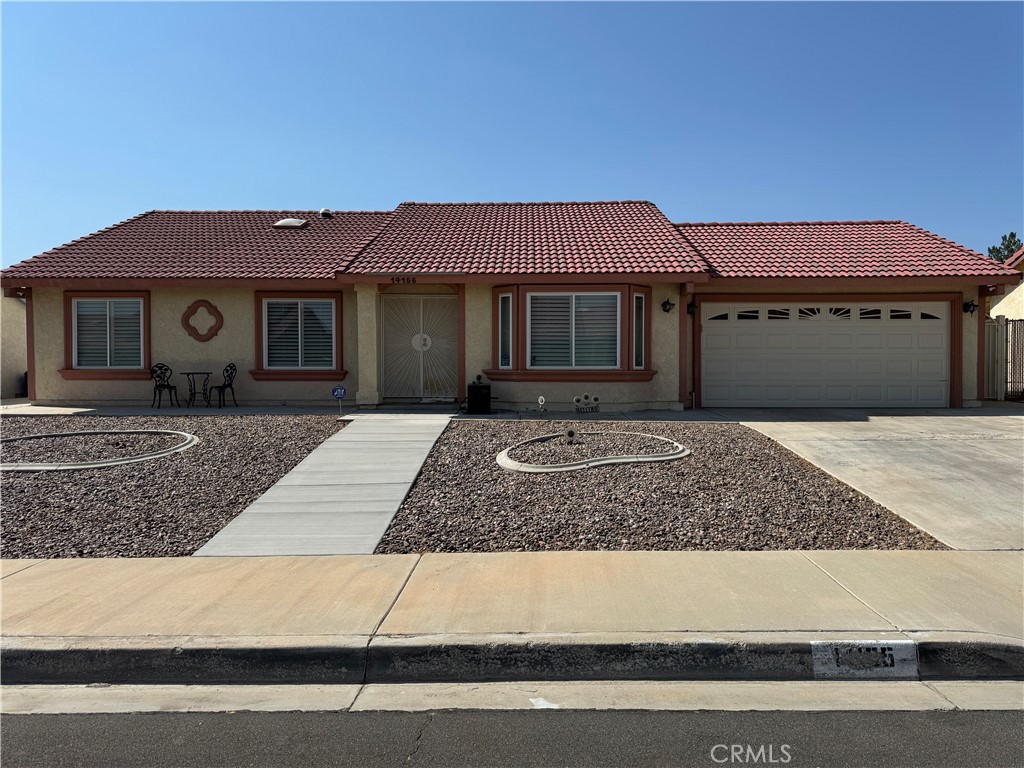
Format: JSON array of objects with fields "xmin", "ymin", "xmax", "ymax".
[{"xmin": 3, "ymin": 1, "xmax": 1021, "ymax": 267}]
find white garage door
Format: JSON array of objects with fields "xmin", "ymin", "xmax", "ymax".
[{"xmin": 701, "ymin": 301, "xmax": 949, "ymax": 407}]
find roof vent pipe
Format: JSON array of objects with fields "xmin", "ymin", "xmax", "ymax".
[{"xmin": 319, "ymin": 208, "xmax": 333, "ymax": 219}]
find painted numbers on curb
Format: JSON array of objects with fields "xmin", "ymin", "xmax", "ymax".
[{"xmin": 811, "ymin": 641, "xmax": 918, "ymax": 679}]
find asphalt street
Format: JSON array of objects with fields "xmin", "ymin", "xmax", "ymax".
[{"xmin": 2, "ymin": 710, "xmax": 1022, "ymax": 768}]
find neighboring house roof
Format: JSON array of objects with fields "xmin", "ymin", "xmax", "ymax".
[
  {"xmin": 342, "ymin": 201, "xmax": 708, "ymax": 275},
  {"xmin": 674, "ymin": 220, "xmax": 1020, "ymax": 279},
  {"xmin": 0, "ymin": 210, "xmax": 390, "ymax": 281},
  {"xmin": 1006, "ymin": 246, "xmax": 1024, "ymax": 270}
]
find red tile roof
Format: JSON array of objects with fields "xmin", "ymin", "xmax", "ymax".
[
  {"xmin": 675, "ymin": 220, "xmax": 1020, "ymax": 279},
  {"xmin": 1007, "ymin": 246, "xmax": 1024, "ymax": 270},
  {"xmin": 343, "ymin": 201, "xmax": 708, "ymax": 275},
  {"xmin": 0, "ymin": 210, "xmax": 390, "ymax": 281}
]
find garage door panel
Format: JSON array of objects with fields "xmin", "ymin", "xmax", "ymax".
[
  {"xmin": 887, "ymin": 359, "xmax": 914, "ymax": 376},
  {"xmin": 887, "ymin": 333, "xmax": 914, "ymax": 349},
  {"xmin": 701, "ymin": 301, "xmax": 949, "ymax": 408},
  {"xmin": 857, "ymin": 333, "xmax": 884, "ymax": 349},
  {"xmin": 735, "ymin": 333, "xmax": 761, "ymax": 350}
]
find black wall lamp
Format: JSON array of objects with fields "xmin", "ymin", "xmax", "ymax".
[
  {"xmin": 687, "ymin": 300, "xmax": 696, "ymax": 316},
  {"xmin": 963, "ymin": 299, "xmax": 979, "ymax": 316},
  {"xmin": 661, "ymin": 298, "xmax": 676, "ymax": 313}
]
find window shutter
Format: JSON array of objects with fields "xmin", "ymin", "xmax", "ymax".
[
  {"xmin": 75, "ymin": 300, "xmax": 109, "ymax": 367},
  {"xmin": 266, "ymin": 301, "xmax": 300, "ymax": 368},
  {"xmin": 300, "ymin": 301, "xmax": 334, "ymax": 368},
  {"xmin": 529, "ymin": 295, "xmax": 571, "ymax": 367},
  {"xmin": 109, "ymin": 300, "xmax": 142, "ymax": 367},
  {"xmin": 573, "ymin": 294, "xmax": 618, "ymax": 367}
]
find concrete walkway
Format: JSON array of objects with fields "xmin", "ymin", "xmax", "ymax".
[
  {"xmin": 193, "ymin": 415, "xmax": 450, "ymax": 556},
  {"xmin": 2, "ymin": 551, "xmax": 1021, "ymax": 684},
  {"xmin": 710, "ymin": 406, "xmax": 1024, "ymax": 551}
]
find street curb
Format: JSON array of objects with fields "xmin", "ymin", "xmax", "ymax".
[{"xmin": 3, "ymin": 633, "xmax": 1021, "ymax": 685}]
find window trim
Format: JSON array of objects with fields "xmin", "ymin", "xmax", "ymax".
[
  {"xmin": 251, "ymin": 291, "xmax": 347, "ymax": 381},
  {"xmin": 60, "ymin": 291, "xmax": 151, "ymax": 380},
  {"xmin": 485, "ymin": 284, "xmax": 654, "ymax": 382},
  {"xmin": 498, "ymin": 292, "xmax": 513, "ymax": 369},
  {"xmin": 526, "ymin": 291, "xmax": 621, "ymax": 370}
]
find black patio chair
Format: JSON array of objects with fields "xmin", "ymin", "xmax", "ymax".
[
  {"xmin": 151, "ymin": 363, "xmax": 180, "ymax": 408},
  {"xmin": 210, "ymin": 363, "xmax": 238, "ymax": 407}
]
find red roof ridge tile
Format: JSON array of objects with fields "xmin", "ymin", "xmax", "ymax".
[
  {"xmin": 675, "ymin": 220, "xmax": 902, "ymax": 227},
  {"xmin": 1006, "ymin": 246, "xmax": 1024, "ymax": 269},
  {"xmin": 396, "ymin": 200, "xmax": 657, "ymax": 207},
  {"xmin": 22, "ymin": 210, "xmax": 156, "ymax": 260},
  {"xmin": 148, "ymin": 209, "xmax": 392, "ymax": 215}
]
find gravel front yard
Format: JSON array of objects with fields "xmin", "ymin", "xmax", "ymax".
[
  {"xmin": 1, "ymin": 415, "xmax": 342, "ymax": 558},
  {"xmin": 375, "ymin": 420, "xmax": 946, "ymax": 553}
]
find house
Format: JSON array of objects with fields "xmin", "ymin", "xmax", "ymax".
[
  {"xmin": 989, "ymin": 246, "xmax": 1024, "ymax": 320},
  {"xmin": 1, "ymin": 201, "xmax": 1019, "ymax": 410}
]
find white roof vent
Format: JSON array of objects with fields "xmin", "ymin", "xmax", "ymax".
[{"xmin": 273, "ymin": 218, "xmax": 307, "ymax": 229}]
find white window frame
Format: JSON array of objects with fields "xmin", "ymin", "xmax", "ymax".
[
  {"xmin": 262, "ymin": 298, "xmax": 337, "ymax": 370},
  {"xmin": 498, "ymin": 293, "xmax": 514, "ymax": 369},
  {"xmin": 525, "ymin": 292, "xmax": 620, "ymax": 370},
  {"xmin": 72, "ymin": 298, "xmax": 144, "ymax": 369}
]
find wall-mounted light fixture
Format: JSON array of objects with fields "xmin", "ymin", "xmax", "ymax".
[
  {"xmin": 687, "ymin": 300, "xmax": 696, "ymax": 316},
  {"xmin": 661, "ymin": 298, "xmax": 676, "ymax": 313},
  {"xmin": 963, "ymin": 299, "xmax": 979, "ymax": 316}
]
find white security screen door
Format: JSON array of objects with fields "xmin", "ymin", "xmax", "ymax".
[
  {"xmin": 381, "ymin": 295, "xmax": 458, "ymax": 399},
  {"xmin": 701, "ymin": 301, "xmax": 950, "ymax": 407}
]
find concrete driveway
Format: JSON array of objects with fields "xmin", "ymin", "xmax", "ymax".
[{"xmin": 708, "ymin": 404, "xmax": 1024, "ymax": 551}]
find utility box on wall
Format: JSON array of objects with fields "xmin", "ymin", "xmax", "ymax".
[{"xmin": 466, "ymin": 382, "xmax": 491, "ymax": 415}]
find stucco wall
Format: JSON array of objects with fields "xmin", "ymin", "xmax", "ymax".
[
  {"xmin": 1, "ymin": 296, "xmax": 28, "ymax": 399},
  {"xmin": 990, "ymin": 281, "xmax": 1024, "ymax": 320},
  {"xmin": 32, "ymin": 287, "xmax": 358, "ymax": 405}
]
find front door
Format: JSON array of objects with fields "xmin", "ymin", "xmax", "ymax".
[{"xmin": 381, "ymin": 295, "xmax": 458, "ymax": 400}]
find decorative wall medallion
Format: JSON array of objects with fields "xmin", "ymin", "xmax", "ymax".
[{"xmin": 181, "ymin": 300, "xmax": 224, "ymax": 342}]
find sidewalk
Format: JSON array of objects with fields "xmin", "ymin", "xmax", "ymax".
[
  {"xmin": 194, "ymin": 414, "xmax": 451, "ymax": 556},
  {"xmin": 2, "ymin": 551, "xmax": 1021, "ymax": 685}
]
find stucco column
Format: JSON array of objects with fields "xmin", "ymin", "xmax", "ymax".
[{"xmin": 355, "ymin": 283, "xmax": 380, "ymax": 407}]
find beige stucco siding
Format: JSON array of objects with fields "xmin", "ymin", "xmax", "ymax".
[
  {"xmin": 990, "ymin": 281, "xmax": 1024, "ymax": 320},
  {"xmin": 2, "ymin": 296, "xmax": 28, "ymax": 399},
  {"xmin": 31, "ymin": 287, "xmax": 357, "ymax": 405}
]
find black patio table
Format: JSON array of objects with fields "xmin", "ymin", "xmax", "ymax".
[{"xmin": 182, "ymin": 371, "xmax": 213, "ymax": 408}]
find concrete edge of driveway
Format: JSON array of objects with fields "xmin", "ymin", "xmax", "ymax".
[{"xmin": 2, "ymin": 631, "xmax": 1021, "ymax": 685}]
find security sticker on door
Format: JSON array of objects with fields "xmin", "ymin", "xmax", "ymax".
[{"xmin": 811, "ymin": 640, "xmax": 917, "ymax": 679}]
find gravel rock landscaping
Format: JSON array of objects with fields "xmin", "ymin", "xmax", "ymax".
[
  {"xmin": 1, "ymin": 415, "xmax": 342, "ymax": 558},
  {"xmin": 375, "ymin": 420, "xmax": 946, "ymax": 553},
  {"xmin": 2, "ymin": 432, "xmax": 183, "ymax": 465},
  {"xmin": 507, "ymin": 430, "xmax": 678, "ymax": 464}
]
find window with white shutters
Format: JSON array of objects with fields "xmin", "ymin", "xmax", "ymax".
[
  {"xmin": 527, "ymin": 293, "xmax": 619, "ymax": 368},
  {"xmin": 264, "ymin": 299, "xmax": 335, "ymax": 369},
  {"xmin": 73, "ymin": 299, "xmax": 143, "ymax": 368}
]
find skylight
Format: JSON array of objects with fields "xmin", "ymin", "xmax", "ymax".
[{"xmin": 273, "ymin": 218, "xmax": 307, "ymax": 229}]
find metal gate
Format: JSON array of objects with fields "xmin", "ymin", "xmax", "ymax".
[
  {"xmin": 380, "ymin": 295, "xmax": 458, "ymax": 400},
  {"xmin": 1008, "ymin": 319, "xmax": 1024, "ymax": 401}
]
